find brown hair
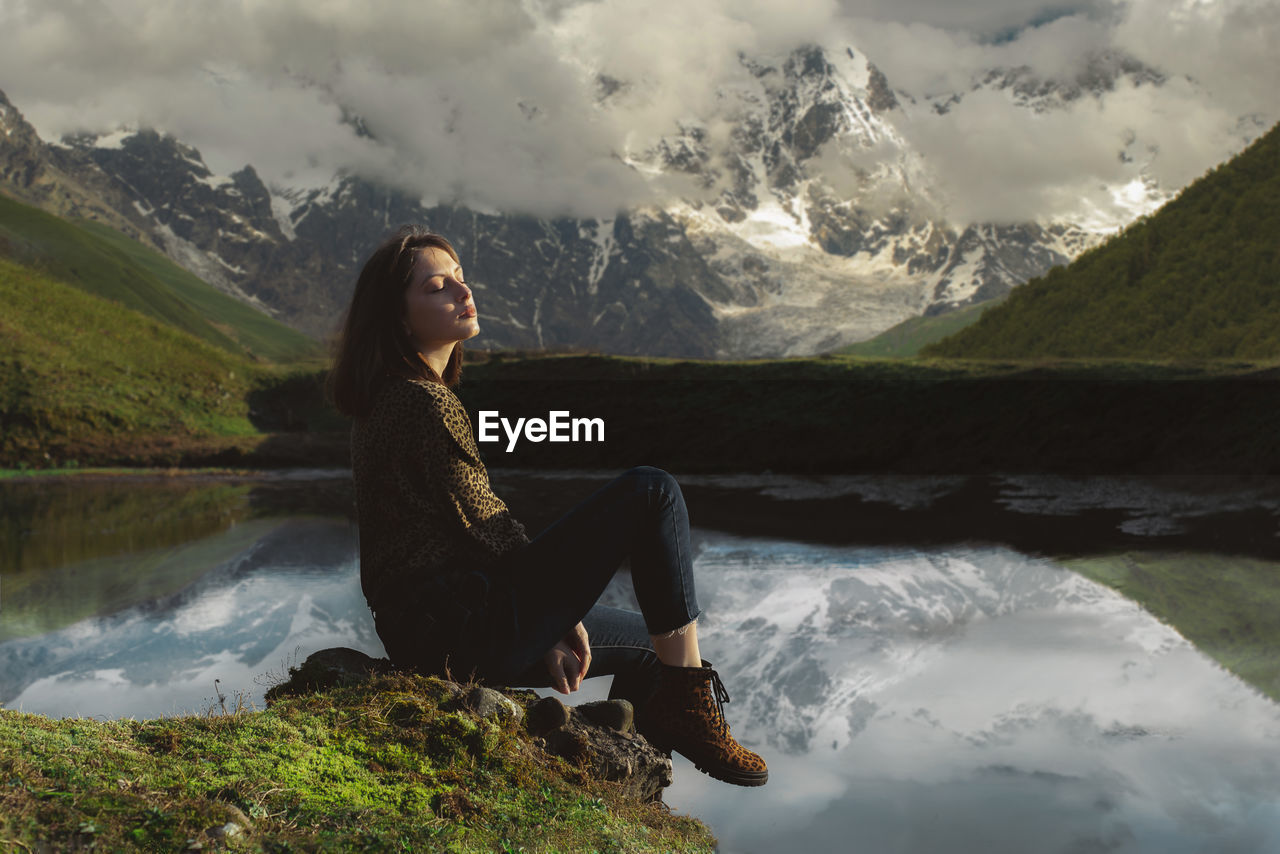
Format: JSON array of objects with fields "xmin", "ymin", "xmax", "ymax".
[{"xmin": 328, "ymin": 225, "xmax": 465, "ymax": 416}]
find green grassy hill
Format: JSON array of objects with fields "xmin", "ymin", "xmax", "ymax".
[
  {"xmin": 0, "ymin": 253, "xmax": 262, "ymax": 462},
  {"xmin": 835, "ymin": 298, "xmax": 1000, "ymax": 358},
  {"xmin": 923, "ymin": 121, "xmax": 1280, "ymax": 359},
  {"xmin": 0, "ymin": 193, "xmax": 318, "ymax": 362}
]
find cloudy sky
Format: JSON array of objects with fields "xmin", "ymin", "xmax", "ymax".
[{"xmin": 0, "ymin": 0, "xmax": 1275, "ymax": 226}]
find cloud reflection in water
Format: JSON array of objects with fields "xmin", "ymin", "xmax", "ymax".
[
  {"xmin": 658, "ymin": 535, "xmax": 1280, "ymax": 854},
  {"xmin": 2, "ymin": 519, "xmax": 383, "ymax": 718},
  {"xmin": 3, "ymin": 511, "xmax": 1279, "ymax": 852}
]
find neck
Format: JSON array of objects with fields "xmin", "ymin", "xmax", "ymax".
[{"xmin": 420, "ymin": 343, "xmax": 453, "ymax": 379}]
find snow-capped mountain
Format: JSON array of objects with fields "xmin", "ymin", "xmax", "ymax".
[{"xmin": 0, "ymin": 43, "xmax": 1174, "ymax": 357}]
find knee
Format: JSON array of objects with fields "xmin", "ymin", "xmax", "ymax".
[
  {"xmin": 624, "ymin": 464, "xmax": 664, "ymax": 477},
  {"xmin": 623, "ymin": 465, "xmax": 676, "ymax": 489}
]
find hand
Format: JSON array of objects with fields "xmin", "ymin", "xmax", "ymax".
[{"xmin": 544, "ymin": 622, "xmax": 591, "ymax": 694}]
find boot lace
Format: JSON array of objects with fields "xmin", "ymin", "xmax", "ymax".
[{"xmin": 706, "ymin": 669, "xmax": 732, "ymax": 737}]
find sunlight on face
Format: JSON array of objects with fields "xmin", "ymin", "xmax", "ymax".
[{"xmin": 403, "ymin": 246, "xmax": 480, "ymax": 355}]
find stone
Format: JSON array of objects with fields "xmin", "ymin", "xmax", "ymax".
[
  {"xmin": 524, "ymin": 696, "xmax": 671, "ymax": 802},
  {"xmin": 543, "ymin": 728, "xmax": 592, "ymax": 763},
  {"xmin": 488, "ymin": 689, "xmax": 669, "ymax": 801},
  {"xmin": 448, "ymin": 685, "xmax": 525, "ymax": 723},
  {"xmin": 577, "ymin": 699, "xmax": 634, "ymax": 733},
  {"xmin": 205, "ymin": 822, "xmax": 244, "ymax": 840},
  {"xmin": 265, "ymin": 647, "xmax": 674, "ymax": 802},
  {"xmin": 526, "ymin": 696, "xmax": 571, "ymax": 735},
  {"xmin": 263, "ymin": 647, "xmax": 392, "ymax": 705}
]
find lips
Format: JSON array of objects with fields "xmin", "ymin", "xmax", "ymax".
[{"xmin": 460, "ymin": 306, "xmax": 477, "ymax": 319}]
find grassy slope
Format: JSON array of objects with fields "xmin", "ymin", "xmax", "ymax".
[
  {"xmin": 1060, "ymin": 552, "xmax": 1280, "ymax": 702},
  {"xmin": 74, "ymin": 218, "xmax": 318, "ymax": 363},
  {"xmin": 0, "ymin": 193, "xmax": 317, "ymax": 362},
  {"xmin": 924, "ymin": 120, "xmax": 1280, "ymax": 359},
  {"xmin": 0, "ymin": 672, "xmax": 714, "ymax": 852},
  {"xmin": 0, "ymin": 254, "xmax": 260, "ymax": 456},
  {"xmin": 835, "ymin": 298, "xmax": 1000, "ymax": 358}
]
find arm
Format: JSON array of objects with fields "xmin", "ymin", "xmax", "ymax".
[{"xmin": 403, "ymin": 381, "xmax": 530, "ymax": 562}]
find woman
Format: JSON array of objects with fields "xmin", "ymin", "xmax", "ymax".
[{"xmin": 329, "ymin": 225, "xmax": 767, "ymax": 787}]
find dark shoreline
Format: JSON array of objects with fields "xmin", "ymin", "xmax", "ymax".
[
  {"xmin": 13, "ymin": 467, "xmax": 1276, "ymax": 565},
  {"xmin": 9, "ymin": 356, "xmax": 1280, "ymax": 475},
  {"xmin": 488, "ymin": 470, "xmax": 1280, "ymax": 563}
]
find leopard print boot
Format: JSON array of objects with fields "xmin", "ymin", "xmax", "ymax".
[{"xmin": 638, "ymin": 660, "xmax": 768, "ymax": 787}]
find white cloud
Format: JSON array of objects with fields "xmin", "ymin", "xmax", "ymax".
[
  {"xmin": 893, "ymin": 77, "xmax": 1243, "ymax": 224},
  {"xmin": 0, "ymin": 0, "xmax": 1274, "ymax": 224}
]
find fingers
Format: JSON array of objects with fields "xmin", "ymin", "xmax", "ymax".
[
  {"xmin": 544, "ymin": 646, "xmax": 567, "ymax": 694},
  {"xmin": 563, "ymin": 650, "xmax": 583, "ymax": 692},
  {"xmin": 569, "ymin": 623, "xmax": 591, "ymax": 684},
  {"xmin": 545, "ymin": 644, "xmax": 580, "ymax": 694},
  {"xmin": 548, "ymin": 658, "xmax": 569, "ymax": 694}
]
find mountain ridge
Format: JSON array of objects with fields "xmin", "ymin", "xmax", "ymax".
[{"xmin": 0, "ymin": 43, "xmax": 1191, "ymax": 357}]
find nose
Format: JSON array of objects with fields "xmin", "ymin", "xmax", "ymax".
[{"xmin": 453, "ymin": 278, "xmax": 472, "ymax": 302}]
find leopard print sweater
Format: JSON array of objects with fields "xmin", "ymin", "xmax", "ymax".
[{"xmin": 350, "ymin": 377, "xmax": 529, "ymax": 620}]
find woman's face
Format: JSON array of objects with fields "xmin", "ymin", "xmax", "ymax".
[{"xmin": 403, "ymin": 247, "xmax": 479, "ymax": 352}]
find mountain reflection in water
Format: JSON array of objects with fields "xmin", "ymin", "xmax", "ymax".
[{"xmin": 2, "ymin": 471, "xmax": 1279, "ymax": 853}]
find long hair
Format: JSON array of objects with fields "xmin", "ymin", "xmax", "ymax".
[{"xmin": 329, "ymin": 226, "xmax": 465, "ymax": 416}]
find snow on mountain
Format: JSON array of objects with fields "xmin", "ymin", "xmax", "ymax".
[
  {"xmin": 0, "ymin": 42, "xmax": 1186, "ymax": 356},
  {"xmin": 661, "ymin": 532, "xmax": 1280, "ymax": 854}
]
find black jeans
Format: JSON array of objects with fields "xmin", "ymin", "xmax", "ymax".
[{"xmin": 482, "ymin": 466, "xmax": 701, "ymax": 709}]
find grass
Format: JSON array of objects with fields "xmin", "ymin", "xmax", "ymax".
[
  {"xmin": 5, "ymin": 254, "xmax": 1279, "ymax": 476},
  {"xmin": 834, "ymin": 298, "xmax": 1001, "ymax": 358},
  {"xmin": 0, "ymin": 253, "xmax": 257, "ymax": 441},
  {"xmin": 0, "ymin": 193, "xmax": 318, "ymax": 362},
  {"xmin": 448, "ymin": 352, "xmax": 1280, "ymax": 474},
  {"xmin": 0, "ymin": 254, "xmax": 340, "ymax": 468},
  {"xmin": 0, "ymin": 466, "xmax": 276, "ymax": 481},
  {"xmin": 1061, "ymin": 551, "xmax": 1280, "ymax": 703},
  {"xmin": 74, "ymin": 219, "xmax": 318, "ymax": 363},
  {"xmin": 0, "ymin": 672, "xmax": 715, "ymax": 852}
]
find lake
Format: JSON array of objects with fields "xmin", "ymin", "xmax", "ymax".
[{"xmin": 2, "ymin": 470, "xmax": 1279, "ymax": 853}]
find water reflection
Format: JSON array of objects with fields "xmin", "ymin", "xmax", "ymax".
[
  {"xmin": 1, "ymin": 516, "xmax": 380, "ymax": 717},
  {"xmin": 659, "ymin": 536, "xmax": 1280, "ymax": 853},
  {"xmin": 1, "ymin": 472, "xmax": 1279, "ymax": 853},
  {"xmin": 0, "ymin": 476, "xmax": 253, "ymax": 577}
]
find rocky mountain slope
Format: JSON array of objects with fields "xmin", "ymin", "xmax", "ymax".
[{"xmin": 0, "ymin": 44, "xmax": 1173, "ymax": 357}]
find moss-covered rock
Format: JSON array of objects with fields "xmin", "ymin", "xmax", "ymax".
[
  {"xmin": 0, "ymin": 658, "xmax": 715, "ymax": 852},
  {"xmin": 269, "ymin": 647, "xmax": 676, "ymax": 804}
]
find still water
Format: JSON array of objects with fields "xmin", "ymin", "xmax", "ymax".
[{"xmin": 2, "ymin": 470, "xmax": 1279, "ymax": 853}]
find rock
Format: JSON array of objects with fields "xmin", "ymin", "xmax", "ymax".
[
  {"xmin": 263, "ymin": 647, "xmax": 392, "ymax": 705},
  {"xmin": 219, "ymin": 805, "xmax": 252, "ymax": 828},
  {"xmin": 578, "ymin": 699, "xmax": 634, "ymax": 733},
  {"xmin": 267, "ymin": 647, "xmax": 673, "ymax": 802},
  {"xmin": 525, "ymin": 696, "xmax": 671, "ymax": 802},
  {"xmin": 447, "ymin": 685, "xmax": 525, "ymax": 723},
  {"xmin": 205, "ymin": 822, "xmax": 244, "ymax": 840},
  {"xmin": 544, "ymin": 728, "xmax": 592, "ymax": 763},
  {"xmin": 526, "ymin": 696, "xmax": 571, "ymax": 735}
]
